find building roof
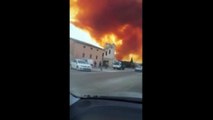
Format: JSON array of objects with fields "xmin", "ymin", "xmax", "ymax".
[
  {"xmin": 104, "ymin": 43, "xmax": 115, "ymax": 49},
  {"xmin": 70, "ymin": 37, "xmax": 104, "ymax": 49},
  {"xmin": 70, "ymin": 23, "xmax": 103, "ymax": 49}
]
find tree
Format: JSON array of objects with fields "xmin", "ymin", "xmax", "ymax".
[
  {"xmin": 130, "ymin": 57, "xmax": 133, "ymax": 63},
  {"xmin": 130, "ymin": 57, "xmax": 134, "ymax": 68}
]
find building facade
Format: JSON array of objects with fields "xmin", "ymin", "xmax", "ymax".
[
  {"xmin": 70, "ymin": 38, "xmax": 116, "ymax": 68},
  {"xmin": 103, "ymin": 43, "xmax": 116, "ymax": 68},
  {"xmin": 70, "ymin": 38, "xmax": 104, "ymax": 67}
]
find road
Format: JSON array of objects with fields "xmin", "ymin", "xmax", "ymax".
[{"xmin": 70, "ymin": 69, "xmax": 142, "ymax": 98}]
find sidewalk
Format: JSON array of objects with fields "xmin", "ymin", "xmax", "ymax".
[
  {"xmin": 91, "ymin": 68, "xmax": 115, "ymax": 72},
  {"xmin": 92, "ymin": 67, "xmax": 134, "ymax": 72}
]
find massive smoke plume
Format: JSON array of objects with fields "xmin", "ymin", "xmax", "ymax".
[{"xmin": 70, "ymin": 0, "xmax": 142, "ymax": 62}]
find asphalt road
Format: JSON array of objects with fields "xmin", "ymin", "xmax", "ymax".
[{"xmin": 70, "ymin": 69, "xmax": 142, "ymax": 98}]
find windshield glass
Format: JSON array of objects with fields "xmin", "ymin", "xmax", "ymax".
[
  {"xmin": 113, "ymin": 62, "xmax": 120, "ymax": 65},
  {"xmin": 77, "ymin": 60, "xmax": 88, "ymax": 64},
  {"xmin": 70, "ymin": 0, "xmax": 142, "ymax": 99},
  {"xmin": 136, "ymin": 64, "xmax": 141, "ymax": 67}
]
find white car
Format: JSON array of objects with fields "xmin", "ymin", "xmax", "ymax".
[
  {"xmin": 82, "ymin": 59, "xmax": 94, "ymax": 67},
  {"xmin": 135, "ymin": 65, "xmax": 142, "ymax": 72},
  {"xmin": 113, "ymin": 61, "xmax": 125, "ymax": 70},
  {"xmin": 71, "ymin": 59, "xmax": 92, "ymax": 71}
]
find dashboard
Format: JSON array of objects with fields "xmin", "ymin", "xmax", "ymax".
[{"xmin": 70, "ymin": 98, "xmax": 142, "ymax": 120}]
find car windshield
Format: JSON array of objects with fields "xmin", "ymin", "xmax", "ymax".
[
  {"xmin": 136, "ymin": 65, "xmax": 141, "ymax": 67},
  {"xmin": 70, "ymin": 0, "xmax": 142, "ymax": 99},
  {"xmin": 113, "ymin": 62, "xmax": 120, "ymax": 65},
  {"xmin": 77, "ymin": 60, "xmax": 88, "ymax": 64}
]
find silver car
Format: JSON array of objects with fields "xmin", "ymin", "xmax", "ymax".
[
  {"xmin": 135, "ymin": 65, "xmax": 142, "ymax": 72},
  {"xmin": 71, "ymin": 59, "xmax": 92, "ymax": 71}
]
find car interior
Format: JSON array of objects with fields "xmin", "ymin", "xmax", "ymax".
[{"xmin": 70, "ymin": 98, "xmax": 142, "ymax": 120}]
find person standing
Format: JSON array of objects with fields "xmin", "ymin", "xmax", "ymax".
[
  {"xmin": 99, "ymin": 61, "xmax": 102, "ymax": 71},
  {"xmin": 94, "ymin": 61, "xmax": 97, "ymax": 67}
]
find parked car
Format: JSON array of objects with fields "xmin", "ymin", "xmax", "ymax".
[
  {"xmin": 83, "ymin": 58, "xmax": 94, "ymax": 67},
  {"xmin": 113, "ymin": 61, "xmax": 125, "ymax": 70},
  {"xmin": 71, "ymin": 59, "xmax": 92, "ymax": 71},
  {"xmin": 135, "ymin": 65, "xmax": 142, "ymax": 72}
]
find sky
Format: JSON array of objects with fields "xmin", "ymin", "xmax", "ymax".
[{"xmin": 70, "ymin": 23, "xmax": 103, "ymax": 49}]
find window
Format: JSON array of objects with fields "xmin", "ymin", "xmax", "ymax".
[
  {"xmin": 82, "ymin": 53, "xmax": 85, "ymax": 57},
  {"xmin": 105, "ymin": 51, "xmax": 107, "ymax": 56},
  {"xmin": 90, "ymin": 54, "xmax": 92, "ymax": 58},
  {"xmin": 83, "ymin": 46, "xmax": 86, "ymax": 48},
  {"xmin": 96, "ymin": 56, "xmax": 98, "ymax": 59},
  {"xmin": 109, "ymin": 50, "xmax": 111, "ymax": 54},
  {"xmin": 91, "ymin": 47, "xmax": 93, "ymax": 50}
]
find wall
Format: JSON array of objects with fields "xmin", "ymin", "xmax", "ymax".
[
  {"xmin": 103, "ymin": 44, "xmax": 116, "ymax": 67},
  {"xmin": 104, "ymin": 47, "xmax": 115, "ymax": 59},
  {"xmin": 70, "ymin": 39, "xmax": 104, "ymax": 67}
]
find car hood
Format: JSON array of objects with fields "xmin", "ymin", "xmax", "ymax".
[
  {"xmin": 77, "ymin": 63, "xmax": 91, "ymax": 67},
  {"xmin": 113, "ymin": 64, "xmax": 121, "ymax": 66},
  {"xmin": 70, "ymin": 91, "xmax": 142, "ymax": 105},
  {"xmin": 70, "ymin": 89, "xmax": 142, "ymax": 99},
  {"xmin": 107, "ymin": 91, "xmax": 142, "ymax": 99}
]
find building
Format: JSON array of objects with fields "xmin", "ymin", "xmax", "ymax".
[
  {"xmin": 70, "ymin": 37, "xmax": 116, "ymax": 68},
  {"xmin": 103, "ymin": 43, "xmax": 116, "ymax": 68},
  {"xmin": 70, "ymin": 38, "xmax": 104, "ymax": 67}
]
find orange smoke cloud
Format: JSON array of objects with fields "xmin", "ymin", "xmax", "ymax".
[{"xmin": 70, "ymin": 0, "xmax": 142, "ymax": 63}]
